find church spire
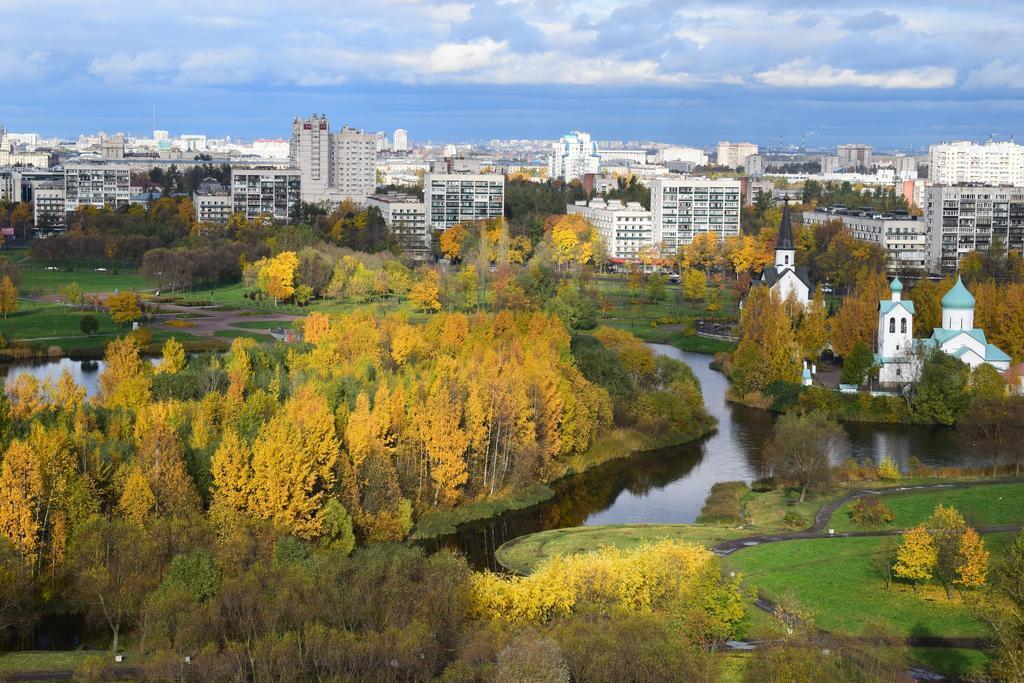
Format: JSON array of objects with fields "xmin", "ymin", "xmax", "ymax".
[{"xmin": 776, "ymin": 201, "xmax": 794, "ymax": 251}]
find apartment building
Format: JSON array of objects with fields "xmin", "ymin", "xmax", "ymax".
[
  {"xmin": 656, "ymin": 147, "xmax": 708, "ymax": 166},
  {"xmin": 568, "ymin": 199, "xmax": 653, "ymax": 261},
  {"xmin": 231, "ymin": 168, "xmax": 301, "ymax": 222},
  {"xmin": 925, "ymin": 184, "xmax": 1024, "ymax": 272},
  {"xmin": 744, "ymin": 155, "xmax": 765, "ymax": 176},
  {"xmin": 331, "ymin": 126, "xmax": 377, "ymax": 200},
  {"xmin": 64, "ymin": 162, "xmax": 132, "ymax": 212},
  {"xmin": 32, "ymin": 181, "xmax": 66, "ymax": 231},
  {"xmin": 803, "ymin": 208, "xmax": 929, "ymax": 272},
  {"xmin": 193, "ymin": 178, "xmax": 232, "ymax": 224},
  {"xmin": 651, "ymin": 177, "xmax": 742, "ymax": 252},
  {"xmin": 837, "ymin": 144, "xmax": 873, "ymax": 170},
  {"xmin": 290, "ymin": 114, "xmax": 331, "ymax": 202},
  {"xmin": 392, "ymin": 129, "xmax": 409, "ymax": 153},
  {"xmin": 424, "ymin": 172, "xmax": 504, "ymax": 231},
  {"xmin": 549, "ymin": 131, "xmax": 600, "ymax": 181},
  {"xmin": 820, "ymin": 155, "xmax": 840, "ymax": 174},
  {"xmin": 366, "ymin": 192, "xmax": 429, "ymax": 259},
  {"xmin": 715, "ymin": 142, "xmax": 758, "ymax": 169},
  {"xmin": 928, "ymin": 141, "xmax": 1024, "ymax": 187}
]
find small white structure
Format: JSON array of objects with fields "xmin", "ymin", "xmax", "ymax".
[
  {"xmin": 752, "ymin": 203, "xmax": 811, "ymax": 305},
  {"xmin": 875, "ymin": 277, "xmax": 916, "ymax": 384},
  {"xmin": 923, "ymin": 276, "xmax": 1011, "ymax": 370}
]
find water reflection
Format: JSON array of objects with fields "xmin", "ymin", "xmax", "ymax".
[{"xmin": 2, "ymin": 357, "xmax": 107, "ymax": 396}]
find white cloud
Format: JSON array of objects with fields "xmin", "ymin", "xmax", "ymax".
[
  {"xmin": 88, "ymin": 50, "xmax": 172, "ymax": 83},
  {"xmin": 177, "ymin": 47, "xmax": 259, "ymax": 85},
  {"xmin": 421, "ymin": 38, "xmax": 509, "ymax": 73},
  {"xmin": 755, "ymin": 59, "xmax": 956, "ymax": 89},
  {"xmin": 0, "ymin": 50, "xmax": 50, "ymax": 81},
  {"xmin": 964, "ymin": 60, "xmax": 1024, "ymax": 89},
  {"xmin": 674, "ymin": 28, "xmax": 711, "ymax": 50}
]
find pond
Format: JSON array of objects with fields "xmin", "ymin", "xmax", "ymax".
[{"xmin": 431, "ymin": 344, "xmax": 967, "ymax": 570}]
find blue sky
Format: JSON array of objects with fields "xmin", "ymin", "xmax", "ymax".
[{"xmin": 2, "ymin": 0, "xmax": 1023, "ymax": 148}]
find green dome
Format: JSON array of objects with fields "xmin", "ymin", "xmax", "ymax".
[
  {"xmin": 941, "ymin": 275, "xmax": 975, "ymax": 310},
  {"xmin": 890, "ymin": 277, "xmax": 903, "ymax": 292}
]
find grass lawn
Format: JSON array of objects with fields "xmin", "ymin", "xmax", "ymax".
[
  {"xmin": 721, "ymin": 532, "xmax": 1017, "ymax": 639},
  {"xmin": 18, "ymin": 266, "xmax": 148, "ymax": 294},
  {"xmin": 213, "ymin": 329, "xmax": 277, "ymax": 343},
  {"xmin": 1, "ymin": 302, "xmax": 118, "ymax": 341},
  {"xmin": 495, "ymin": 524, "xmax": 747, "ymax": 574},
  {"xmin": 828, "ymin": 482, "xmax": 1024, "ymax": 532},
  {"xmin": 230, "ymin": 320, "xmax": 291, "ymax": 330},
  {"xmin": 0, "ymin": 650, "xmax": 138, "ymax": 673},
  {"xmin": 909, "ymin": 647, "xmax": 991, "ymax": 680}
]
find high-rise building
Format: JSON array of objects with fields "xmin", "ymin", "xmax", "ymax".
[
  {"xmin": 567, "ymin": 199, "xmax": 653, "ymax": 261},
  {"xmin": 366, "ymin": 192, "xmax": 429, "ymax": 259},
  {"xmin": 100, "ymin": 133, "xmax": 125, "ymax": 160},
  {"xmin": 424, "ymin": 171, "xmax": 504, "ymax": 231},
  {"xmin": 193, "ymin": 177, "xmax": 232, "ymax": 224},
  {"xmin": 64, "ymin": 162, "xmax": 132, "ymax": 213},
  {"xmin": 650, "ymin": 177, "xmax": 742, "ymax": 251},
  {"xmin": 153, "ymin": 130, "xmax": 169, "ymax": 142},
  {"xmin": 928, "ymin": 141, "xmax": 1024, "ymax": 187},
  {"xmin": 31, "ymin": 181, "xmax": 65, "ymax": 231},
  {"xmin": 290, "ymin": 114, "xmax": 331, "ymax": 202},
  {"xmin": 925, "ymin": 184, "xmax": 1024, "ymax": 272},
  {"xmin": 820, "ymin": 155, "xmax": 840, "ymax": 174},
  {"xmin": 331, "ymin": 126, "xmax": 377, "ymax": 200},
  {"xmin": 231, "ymin": 168, "xmax": 301, "ymax": 221},
  {"xmin": 375, "ymin": 131, "xmax": 389, "ymax": 153},
  {"xmin": 803, "ymin": 208, "xmax": 929, "ymax": 272},
  {"xmin": 716, "ymin": 142, "xmax": 758, "ymax": 169},
  {"xmin": 393, "ymin": 129, "xmax": 409, "ymax": 152},
  {"xmin": 744, "ymin": 154, "xmax": 765, "ymax": 176},
  {"xmin": 549, "ymin": 131, "xmax": 600, "ymax": 181},
  {"xmin": 837, "ymin": 144, "xmax": 873, "ymax": 171}
]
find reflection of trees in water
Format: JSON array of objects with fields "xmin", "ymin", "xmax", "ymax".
[{"xmin": 427, "ymin": 441, "xmax": 706, "ymax": 571}]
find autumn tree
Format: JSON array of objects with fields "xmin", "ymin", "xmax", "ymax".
[
  {"xmin": 0, "ymin": 276, "xmax": 17, "ymax": 318},
  {"xmin": 135, "ymin": 424, "xmax": 200, "ymax": 518},
  {"xmin": 928, "ymin": 504, "xmax": 986, "ymax": 598},
  {"xmin": 119, "ymin": 466, "xmax": 156, "ymax": 525},
  {"xmin": 59, "ymin": 282, "xmax": 83, "ymax": 310},
  {"xmin": 440, "ymin": 223, "xmax": 468, "ymax": 261},
  {"xmin": 797, "ymin": 286, "xmax": 828, "ymax": 359},
  {"xmin": 682, "ymin": 269, "xmax": 706, "ymax": 301},
  {"xmin": 155, "ymin": 337, "xmax": 185, "ymax": 375},
  {"xmin": 256, "ymin": 251, "xmax": 299, "ymax": 305},
  {"xmin": 731, "ymin": 285, "xmax": 801, "ymax": 396},
  {"xmin": 763, "ymin": 411, "xmax": 846, "ymax": 503},
  {"xmin": 97, "ymin": 337, "xmax": 151, "ymax": 411},
  {"xmin": 105, "ymin": 291, "xmax": 141, "ymax": 327},
  {"xmin": 986, "ymin": 531, "xmax": 1024, "ymax": 681},
  {"xmin": 829, "ymin": 270, "xmax": 887, "ymax": 359},
  {"xmin": 893, "ymin": 524, "xmax": 936, "ymax": 590},
  {"xmin": 409, "ymin": 268, "xmax": 442, "ymax": 312}
]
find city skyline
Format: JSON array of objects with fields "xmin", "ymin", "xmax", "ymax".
[{"xmin": 2, "ymin": 1, "xmax": 1023, "ymax": 145}]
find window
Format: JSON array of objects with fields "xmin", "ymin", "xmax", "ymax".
[
  {"xmin": 784, "ymin": 254, "xmax": 790, "ymax": 265},
  {"xmin": 889, "ymin": 318, "xmax": 895, "ymax": 333},
  {"xmin": 901, "ymin": 318, "xmax": 907, "ymax": 334}
]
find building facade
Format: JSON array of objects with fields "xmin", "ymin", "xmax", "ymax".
[
  {"xmin": 650, "ymin": 177, "xmax": 741, "ymax": 252},
  {"xmin": 392, "ymin": 129, "xmax": 409, "ymax": 153},
  {"xmin": 753, "ymin": 203, "xmax": 811, "ymax": 305},
  {"xmin": 231, "ymin": 168, "xmax": 301, "ymax": 221},
  {"xmin": 424, "ymin": 172, "xmax": 504, "ymax": 231},
  {"xmin": 716, "ymin": 142, "xmax": 758, "ymax": 169},
  {"xmin": 744, "ymin": 154, "xmax": 765, "ymax": 176},
  {"xmin": 656, "ymin": 147, "xmax": 708, "ymax": 166},
  {"xmin": 290, "ymin": 114, "xmax": 331, "ymax": 203},
  {"xmin": 549, "ymin": 131, "xmax": 600, "ymax": 181},
  {"xmin": 837, "ymin": 144, "xmax": 873, "ymax": 170},
  {"xmin": 64, "ymin": 162, "xmax": 132, "ymax": 212},
  {"xmin": 365, "ymin": 192, "xmax": 429, "ymax": 259},
  {"xmin": 803, "ymin": 208, "xmax": 929, "ymax": 272},
  {"xmin": 924, "ymin": 184, "xmax": 1024, "ymax": 272},
  {"xmin": 820, "ymin": 155, "xmax": 840, "ymax": 174},
  {"xmin": 331, "ymin": 126, "xmax": 377, "ymax": 201},
  {"xmin": 32, "ymin": 182, "xmax": 66, "ymax": 231},
  {"xmin": 928, "ymin": 141, "xmax": 1024, "ymax": 187},
  {"xmin": 193, "ymin": 178, "xmax": 232, "ymax": 224},
  {"xmin": 567, "ymin": 199, "xmax": 653, "ymax": 261}
]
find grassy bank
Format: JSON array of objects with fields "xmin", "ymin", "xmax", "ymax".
[{"xmin": 410, "ymin": 484, "xmax": 555, "ymax": 540}]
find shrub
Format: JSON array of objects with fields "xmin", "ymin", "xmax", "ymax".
[
  {"xmin": 782, "ymin": 510, "xmax": 807, "ymax": 528},
  {"xmin": 165, "ymin": 319, "xmax": 197, "ymax": 328},
  {"xmin": 80, "ymin": 314, "xmax": 99, "ymax": 335},
  {"xmin": 751, "ymin": 477, "xmax": 776, "ymax": 493},
  {"xmin": 850, "ymin": 496, "xmax": 894, "ymax": 528},
  {"xmin": 129, "ymin": 327, "xmax": 153, "ymax": 348},
  {"xmin": 697, "ymin": 481, "xmax": 748, "ymax": 525},
  {"xmin": 762, "ymin": 381, "xmax": 806, "ymax": 412},
  {"xmin": 877, "ymin": 457, "xmax": 901, "ymax": 480},
  {"xmin": 73, "ymin": 655, "xmax": 111, "ymax": 683}
]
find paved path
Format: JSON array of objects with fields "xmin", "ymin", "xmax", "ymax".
[{"xmin": 149, "ymin": 302, "xmax": 301, "ymax": 338}]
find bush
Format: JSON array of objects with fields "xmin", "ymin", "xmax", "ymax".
[
  {"xmin": 697, "ymin": 481, "xmax": 748, "ymax": 525},
  {"xmin": 849, "ymin": 496, "xmax": 894, "ymax": 528},
  {"xmin": 73, "ymin": 655, "xmax": 111, "ymax": 683},
  {"xmin": 80, "ymin": 314, "xmax": 99, "ymax": 335},
  {"xmin": 762, "ymin": 381, "xmax": 806, "ymax": 412},
  {"xmin": 129, "ymin": 327, "xmax": 153, "ymax": 348},
  {"xmin": 782, "ymin": 510, "xmax": 807, "ymax": 528},
  {"xmin": 877, "ymin": 457, "xmax": 901, "ymax": 480},
  {"xmin": 751, "ymin": 477, "xmax": 776, "ymax": 493}
]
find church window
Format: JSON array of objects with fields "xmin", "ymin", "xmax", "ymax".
[
  {"xmin": 901, "ymin": 318, "xmax": 907, "ymax": 334},
  {"xmin": 889, "ymin": 318, "xmax": 895, "ymax": 333}
]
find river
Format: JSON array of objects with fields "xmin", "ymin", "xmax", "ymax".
[
  {"xmin": 3, "ymin": 351, "xmax": 968, "ymax": 572},
  {"xmin": 429, "ymin": 344, "xmax": 967, "ymax": 570}
]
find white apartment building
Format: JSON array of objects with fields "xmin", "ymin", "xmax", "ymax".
[
  {"xmin": 716, "ymin": 142, "xmax": 758, "ymax": 169},
  {"xmin": 925, "ymin": 184, "xmax": 1024, "ymax": 272},
  {"xmin": 366, "ymin": 192, "xmax": 429, "ymax": 259},
  {"xmin": 656, "ymin": 147, "xmax": 708, "ymax": 166},
  {"xmin": 549, "ymin": 131, "xmax": 600, "ymax": 181},
  {"xmin": 331, "ymin": 126, "xmax": 377, "ymax": 201},
  {"xmin": 928, "ymin": 141, "xmax": 1024, "ymax": 187},
  {"xmin": 252, "ymin": 139, "xmax": 289, "ymax": 159},
  {"xmin": 597, "ymin": 149, "xmax": 647, "ymax": 165},
  {"xmin": 820, "ymin": 155, "xmax": 840, "ymax": 174},
  {"xmin": 803, "ymin": 208, "xmax": 929, "ymax": 272},
  {"xmin": 375, "ymin": 131, "xmax": 389, "ymax": 153},
  {"xmin": 32, "ymin": 182, "xmax": 65, "ymax": 230},
  {"xmin": 290, "ymin": 114, "xmax": 331, "ymax": 202},
  {"xmin": 837, "ymin": 144, "xmax": 873, "ymax": 170},
  {"xmin": 231, "ymin": 168, "xmax": 301, "ymax": 222},
  {"xmin": 64, "ymin": 162, "xmax": 132, "ymax": 212},
  {"xmin": 424, "ymin": 172, "xmax": 504, "ymax": 230},
  {"xmin": 393, "ymin": 129, "xmax": 409, "ymax": 152},
  {"xmin": 651, "ymin": 177, "xmax": 742, "ymax": 252},
  {"xmin": 193, "ymin": 178, "xmax": 232, "ymax": 224},
  {"xmin": 568, "ymin": 199, "xmax": 653, "ymax": 261},
  {"xmin": 745, "ymin": 155, "xmax": 765, "ymax": 176}
]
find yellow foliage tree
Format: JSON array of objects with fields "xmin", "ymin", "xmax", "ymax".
[
  {"xmin": 118, "ymin": 466, "xmax": 156, "ymax": 525},
  {"xmin": 105, "ymin": 291, "xmax": 141, "ymax": 326},
  {"xmin": 409, "ymin": 269, "xmax": 442, "ymax": 312},
  {"xmin": 8, "ymin": 374, "xmax": 45, "ymax": 420},
  {"xmin": 420, "ymin": 359, "xmax": 469, "ymax": 507},
  {"xmin": 0, "ymin": 440, "xmax": 43, "ymax": 561},
  {"xmin": 797, "ymin": 286, "xmax": 828, "ymax": 359},
  {"xmin": 0, "ymin": 275, "xmax": 17, "ymax": 318},
  {"xmin": 257, "ymin": 251, "xmax": 299, "ymax": 304},
  {"xmin": 955, "ymin": 527, "xmax": 989, "ymax": 589},
  {"xmin": 440, "ymin": 223, "xmax": 468, "ymax": 261},
  {"xmin": 97, "ymin": 337, "xmax": 151, "ymax": 411},
  {"xmin": 893, "ymin": 524, "xmax": 937, "ymax": 588},
  {"xmin": 682, "ymin": 269, "xmax": 706, "ymax": 301},
  {"xmin": 210, "ymin": 431, "xmax": 251, "ymax": 523},
  {"xmin": 303, "ymin": 312, "xmax": 331, "ymax": 344},
  {"xmin": 155, "ymin": 337, "xmax": 185, "ymax": 375}
]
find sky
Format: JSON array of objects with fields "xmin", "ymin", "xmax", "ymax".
[{"xmin": 3, "ymin": 0, "xmax": 1024, "ymax": 148}]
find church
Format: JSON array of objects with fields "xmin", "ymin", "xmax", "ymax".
[
  {"xmin": 875, "ymin": 275, "xmax": 1011, "ymax": 385},
  {"xmin": 753, "ymin": 202, "xmax": 811, "ymax": 305}
]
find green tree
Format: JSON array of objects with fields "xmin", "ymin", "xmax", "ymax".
[
  {"xmin": 763, "ymin": 412, "xmax": 846, "ymax": 503},
  {"xmin": 841, "ymin": 341, "xmax": 876, "ymax": 386},
  {"xmin": 913, "ymin": 349, "xmax": 971, "ymax": 425}
]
